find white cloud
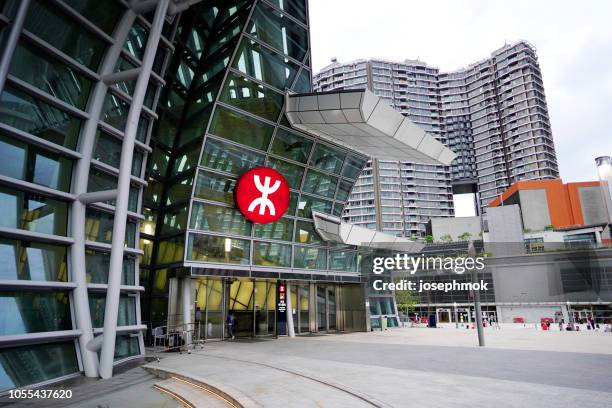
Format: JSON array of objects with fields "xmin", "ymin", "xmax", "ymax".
[{"xmin": 309, "ymin": 0, "xmax": 612, "ymax": 182}]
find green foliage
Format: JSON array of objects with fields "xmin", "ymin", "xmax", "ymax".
[
  {"xmin": 425, "ymin": 234, "xmax": 434, "ymax": 243},
  {"xmin": 440, "ymin": 234, "xmax": 453, "ymax": 243},
  {"xmin": 457, "ymin": 232, "xmax": 472, "ymax": 241},
  {"xmin": 394, "ymin": 282, "xmax": 417, "ymax": 314}
]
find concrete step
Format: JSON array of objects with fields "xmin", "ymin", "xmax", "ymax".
[{"xmin": 154, "ymin": 377, "xmax": 236, "ymax": 408}]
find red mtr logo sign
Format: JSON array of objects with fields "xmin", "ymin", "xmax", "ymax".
[{"xmin": 235, "ymin": 167, "xmax": 290, "ymax": 224}]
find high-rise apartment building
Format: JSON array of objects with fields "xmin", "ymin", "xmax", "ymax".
[{"xmin": 313, "ymin": 41, "xmax": 560, "ymax": 221}]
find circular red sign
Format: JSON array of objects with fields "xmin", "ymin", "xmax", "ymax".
[{"xmin": 235, "ymin": 167, "xmax": 290, "ymax": 224}]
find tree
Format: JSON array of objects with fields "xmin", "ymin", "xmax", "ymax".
[
  {"xmin": 425, "ymin": 234, "xmax": 434, "ymax": 243},
  {"xmin": 440, "ymin": 234, "xmax": 453, "ymax": 243},
  {"xmin": 394, "ymin": 282, "xmax": 417, "ymax": 316},
  {"xmin": 458, "ymin": 232, "xmax": 472, "ymax": 241}
]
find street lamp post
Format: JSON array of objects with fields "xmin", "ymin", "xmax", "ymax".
[
  {"xmin": 454, "ymin": 301, "xmax": 459, "ymax": 329},
  {"xmin": 469, "ymin": 241, "xmax": 485, "ymax": 346}
]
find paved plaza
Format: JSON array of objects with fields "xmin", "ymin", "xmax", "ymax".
[{"xmin": 2, "ymin": 326, "xmax": 611, "ymax": 407}]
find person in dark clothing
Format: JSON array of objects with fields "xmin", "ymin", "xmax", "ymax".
[{"xmin": 227, "ymin": 311, "xmax": 237, "ymax": 340}]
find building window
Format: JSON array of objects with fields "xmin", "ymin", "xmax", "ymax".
[
  {"xmin": 266, "ymin": 157, "xmax": 304, "ymax": 189},
  {"xmin": 253, "ymin": 241, "xmax": 291, "ymax": 267},
  {"xmin": 187, "ymin": 233, "xmax": 250, "ymax": 265},
  {"xmin": 270, "ymin": 128, "xmax": 313, "ymax": 163},
  {"xmin": 189, "ymin": 202, "xmax": 252, "ymax": 237},
  {"xmin": 253, "ymin": 217, "xmax": 294, "ymax": 242},
  {"xmin": 293, "ymin": 246, "xmax": 326, "ymax": 270},
  {"xmin": 219, "ymin": 72, "xmax": 284, "ymax": 122},
  {"xmin": 233, "ymin": 38, "xmax": 299, "ymax": 90},
  {"xmin": 89, "ymin": 294, "xmax": 137, "ymax": 328},
  {"xmin": 0, "ymin": 290, "xmax": 71, "ymax": 335},
  {"xmin": 0, "ymin": 187, "xmax": 68, "ymax": 236},
  {"xmin": 209, "ymin": 105, "xmax": 273, "ymax": 152},
  {"xmin": 0, "ymin": 238, "xmax": 68, "ymax": 282},
  {"xmin": 200, "ymin": 137, "xmax": 264, "ymax": 176},
  {"xmin": 310, "ymin": 144, "xmax": 346, "ymax": 175}
]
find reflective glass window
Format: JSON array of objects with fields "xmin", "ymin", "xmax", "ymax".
[
  {"xmin": 161, "ymin": 204, "xmax": 188, "ymax": 236},
  {"xmin": 0, "ymin": 342, "xmax": 78, "ymax": 392},
  {"xmin": 157, "ymin": 236, "xmax": 185, "ymax": 264},
  {"xmin": 220, "ymin": 72, "xmax": 284, "ymax": 122},
  {"xmin": 25, "ymin": 1, "xmax": 105, "ymax": 70},
  {"xmin": 0, "ymin": 187, "xmax": 68, "ymax": 236},
  {"xmin": 248, "ymin": 3, "xmax": 308, "ymax": 61},
  {"xmin": 187, "ymin": 233, "xmax": 250, "ymax": 265},
  {"xmin": 297, "ymin": 194, "xmax": 332, "ymax": 219},
  {"xmin": 270, "ymin": 128, "xmax": 313, "ymax": 163},
  {"xmin": 85, "ymin": 249, "xmax": 135, "ymax": 285},
  {"xmin": 233, "ymin": 38, "xmax": 299, "ymax": 90},
  {"xmin": 200, "ymin": 137, "xmax": 264, "ymax": 176},
  {"xmin": 87, "ymin": 169, "xmax": 139, "ymax": 213},
  {"xmin": 124, "ymin": 22, "xmax": 148, "ymax": 60},
  {"xmin": 342, "ymin": 156, "xmax": 366, "ymax": 179},
  {"xmin": 267, "ymin": 157, "xmax": 304, "ymax": 189},
  {"xmin": 114, "ymin": 335, "xmax": 140, "ymax": 360},
  {"xmin": 209, "ymin": 105, "xmax": 273, "ymax": 151},
  {"xmin": 0, "ymin": 290, "xmax": 71, "ymax": 335},
  {"xmin": 164, "ymin": 174, "xmax": 193, "ymax": 206},
  {"xmin": 253, "ymin": 217, "xmax": 293, "ymax": 242},
  {"xmin": 172, "ymin": 146, "xmax": 199, "ymax": 176},
  {"xmin": 9, "ymin": 40, "xmax": 93, "ymax": 109},
  {"xmin": 0, "ymin": 238, "xmax": 68, "ymax": 282},
  {"xmin": 330, "ymin": 251, "xmax": 357, "ymax": 272},
  {"xmin": 336, "ymin": 179, "xmax": 353, "ymax": 202},
  {"xmin": 85, "ymin": 209, "xmax": 136, "ymax": 247},
  {"xmin": 194, "ymin": 171, "xmax": 236, "ymax": 205},
  {"xmin": 292, "ymin": 68, "xmax": 311, "ymax": 93},
  {"xmin": 295, "ymin": 220, "xmax": 322, "ymax": 244},
  {"xmin": 293, "ymin": 246, "xmax": 326, "ymax": 270},
  {"xmin": 303, "ymin": 170, "xmax": 338, "ymax": 198},
  {"xmin": 62, "ymin": 0, "xmax": 123, "ymax": 35},
  {"xmin": 190, "ymin": 202, "xmax": 251, "ymax": 237},
  {"xmin": 0, "ymin": 86, "xmax": 81, "ymax": 149},
  {"xmin": 253, "ymin": 241, "xmax": 291, "ymax": 267},
  {"xmin": 102, "ymin": 93, "xmax": 149, "ymax": 142},
  {"xmin": 93, "ymin": 130, "xmax": 143, "ymax": 177},
  {"xmin": 89, "ymin": 294, "xmax": 137, "ymax": 328},
  {"xmin": 310, "ymin": 144, "xmax": 346, "ymax": 175},
  {"xmin": 0, "ymin": 134, "xmax": 72, "ymax": 191},
  {"xmin": 266, "ymin": 0, "xmax": 308, "ymax": 24}
]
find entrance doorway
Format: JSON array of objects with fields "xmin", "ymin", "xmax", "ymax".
[{"xmin": 436, "ymin": 308, "xmax": 451, "ymax": 323}]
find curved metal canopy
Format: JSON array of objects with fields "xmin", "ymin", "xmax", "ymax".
[{"xmin": 285, "ymin": 90, "xmax": 456, "ymax": 165}]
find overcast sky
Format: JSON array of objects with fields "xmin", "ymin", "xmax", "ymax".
[{"xmin": 309, "ymin": 0, "xmax": 612, "ymax": 190}]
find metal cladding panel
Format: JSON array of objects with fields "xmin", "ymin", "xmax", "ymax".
[{"xmin": 286, "ymin": 90, "xmax": 456, "ymax": 165}]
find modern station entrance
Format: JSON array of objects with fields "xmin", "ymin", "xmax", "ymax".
[{"xmin": 190, "ymin": 277, "xmax": 367, "ymax": 340}]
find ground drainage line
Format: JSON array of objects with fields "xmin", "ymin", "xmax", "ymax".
[{"xmin": 185, "ymin": 352, "xmax": 389, "ymax": 408}]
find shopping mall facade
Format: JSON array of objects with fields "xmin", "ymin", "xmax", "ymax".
[{"xmin": 0, "ymin": 0, "xmax": 456, "ymax": 390}]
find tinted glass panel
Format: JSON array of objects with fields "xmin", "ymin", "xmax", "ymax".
[
  {"xmin": 85, "ymin": 209, "xmax": 136, "ymax": 247},
  {"xmin": 267, "ymin": 157, "xmax": 304, "ymax": 190},
  {"xmin": 200, "ymin": 137, "xmax": 264, "ymax": 176},
  {"xmin": 85, "ymin": 249, "xmax": 135, "ymax": 285},
  {"xmin": 248, "ymin": 3, "xmax": 308, "ymax": 61},
  {"xmin": 292, "ymin": 68, "xmax": 311, "ymax": 93},
  {"xmin": 93, "ymin": 130, "xmax": 143, "ymax": 177},
  {"xmin": 295, "ymin": 220, "xmax": 322, "ymax": 244},
  {"xmin": 190, "ymin": 202, "xmax": 251, "ymax": 237},
  {"xmin": 297, "ymin": 194, "xmax": 332, "ymax": 219},
  {"xmin": 25, "ymin": 1, "xmax": 105, "ymax": 70},
  {"xmin": 303, "ymin": 170, "xmax": 337, "ymax": 198},
  {"xmin": 62, "ymin": 0, "xmax": 123, "ymax": 35},
  {"xmin": 87, "ymin": 169, "xmax": 139, "ymax": 213},
  {"xmin": 0, "ymin": 86, "xmax": 81, "ymax": 149},
  {"xmin": 115, "ymin": 334, "xmax": 140, "ymax": 360},
  {"xmin": 267, "ymin": 0, "xmax": 308, "ymax": 24},
  {"xmin": 0, "ymin": 238, "xmax": 68, "ymax": 282},
  {"xmin": 9, "ymin": 40, "xmax": 93, "ymax": 109},
  {"xmin": 310, "ymin": 144, "xmax": 346, "ymax": 174},
  {"xmin": 0, "ymin": 342, "xmax": 79, "ymax": 392},
  {"xmin": 187, "ymin": 233, "xmax": 250, "ymax": 265},
  {"xmin": 253, "ymin": 217, "xmax": 293, "ymax": 242},
  {"xmin": 0, "ymin": 187, "xmax": 68, "ymax": 236},
  {"xmin": 220, "ymin": 72, "xmax": 284, "ymax": 122},
  {"xmin": 293, "ymin": 246, "xmax": 326, "ymax": 270},
  {"xmin": 0, "ymin": 291, "xmax": 71, "ymax": 335},
  {"xmin": 342, "ymin": 156, "xmax": 366, "ymax": 179},
  {"xmin": 209, "ymin": 105, "xmax": 273, "ymax": 151},
  {"xmin": 336, "ymin": 179, "xmax": 353, "ymax": 202},
  {"xmin": 270, "ymin": 128, "xmax": 312, "ymax": 163},
  {"xmin": 253, "ymin": 241, "xmax": 291, "ymax": 267},
  {"xmin": 0, "ymin": 134, "xmax": 72, "ymax": 191},
  {"xmin": 157, "ymin": 236, "xmax": 185, "ymax": 264},
  {"xmin": 233, "ymin": 39, "xmax": 299, "ymax": 90},
  {"xmin": 89, "ymin": 294, "xmax": 136, "ymax": 328},
  {"xmin": 194, "ymin": 171, "xmax": 236, "ymax": 205},
  {"xmin": 330, "ymin": 251, "xmax": 357, "ymax": 272}
]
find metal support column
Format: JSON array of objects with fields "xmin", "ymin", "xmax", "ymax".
[
  {"xmin": 70, "ymin": 10, "xmax": 137, "ymax": 378},
  {"xmin": 182, "ymin": 277, "xmax": 192, "ymax": 346},
  {"xmin": 0, "ymin": 0, "xmax": 31, "ymax": 94},
  {"xmin": 286, "ymin": 282, "xmax": 295, "ymax": 338},
  {"xmin": 98, "ymin": 0, "xmax": 170, "ymax": 379}
]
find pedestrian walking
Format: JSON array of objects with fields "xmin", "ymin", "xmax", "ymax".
[{"xmin": 227, "ymin": 310, "xmax": 237, "ymax": 339}]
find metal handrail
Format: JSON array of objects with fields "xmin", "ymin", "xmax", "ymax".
[{"xmin": 151, "ymin": 321, "xmax": 204, "ymax": 362}]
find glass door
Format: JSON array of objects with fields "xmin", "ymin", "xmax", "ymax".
[
  {"xmin": 298, "ymin": 284, "xmax": 310, "ymax": 333},
  {"xmin": 194, "ymin": 278, "xmax": 224, "ymax": 340},
  {"xmin": 328, "ymin": 286, "xmax": 336, "ymax": 330},
  {"xmin": 228, "ymin": 279, "xmax": 254, "ymax": 338},
  {"xmin": 317, "ymin": 285, "xmax": 327, "ymax": 331},
  {"xmin": 254, "ymin": 280, "xmax": 275, "ymax": 336}
]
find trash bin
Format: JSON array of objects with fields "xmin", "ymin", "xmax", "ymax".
[{"xmin": 380, "ymin": 315, "xmax": 388, "ymax": 331}]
